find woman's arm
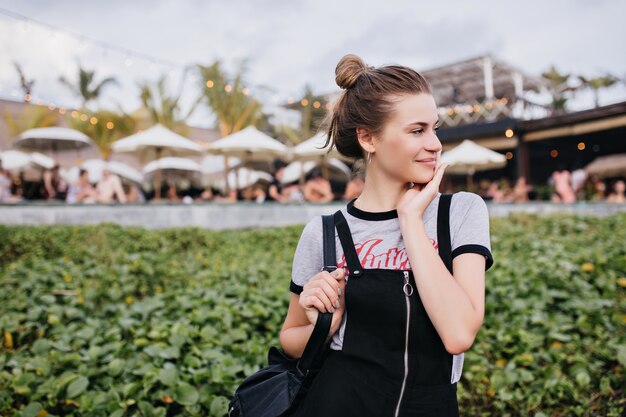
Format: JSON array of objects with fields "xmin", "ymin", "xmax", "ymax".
[{"xmin": 400, "ymin": 217, "xmax": 485, "ymax": 355}]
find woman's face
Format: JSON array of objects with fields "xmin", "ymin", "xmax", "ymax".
[{"xmin": 371, "ymin": 93, "xmax": 442, "ymax": 185}]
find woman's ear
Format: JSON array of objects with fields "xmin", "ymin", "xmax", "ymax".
[{"xmin": 356, "ymin": 127, "xmax": 376, "ymax": 154}]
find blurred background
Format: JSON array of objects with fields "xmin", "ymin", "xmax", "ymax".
[{"xmin": 0, "ymin": 0, "xmax": 625, "ymax": 205}]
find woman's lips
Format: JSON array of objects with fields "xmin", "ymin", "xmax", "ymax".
[{"xmin": 416, "ymin": 160, "xmax": 436, "ymax": 167}]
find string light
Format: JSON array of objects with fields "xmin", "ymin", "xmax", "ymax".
[
  {"xmin": 89, "ymin": 116, "xmax": 98, "ymax": 125},
  {"xmin": 577, "ymin": 141, "xmax": 585, "ymax": 150},
  {"xmin": 301, "ymin": 99, "xmax": 308, "ymax": 107},
  {"xmin": 224, "ymin": 84, "xmax": 232, "ymax": 92},
  {"xmin": 505, "ymin": 152, "xmax": 513, "ymax": 159},
  {"xmin": 313, "ymin": 101, "xmax": 321, "ymax": 109},
  {"xmin": 505, "ymin": 129, "xmax": 514, "ymax": 138},
  {"xmin": 106, "ymin": 121, "xmax": 114, "ymax": 129},
  {"xmin": 80, "ymin": 114, "xmax": 88, "ymax": 122},
  {"xmin": 206, "ymin": 80, "xmax": 214, "ymax": 88},
  {"xmin": 550, "ymin": 149, "xmax": 558, "ymax": 158}
]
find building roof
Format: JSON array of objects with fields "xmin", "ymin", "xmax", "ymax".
[{"xmin": 421, "ymin": 54, "xmax": 547, "ymax": 107}]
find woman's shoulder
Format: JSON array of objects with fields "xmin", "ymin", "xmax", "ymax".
[{"xmin": 448, "ymin": 191, "xmax": 489, "ymax": 218}]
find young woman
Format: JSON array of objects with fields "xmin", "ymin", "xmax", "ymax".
[{"xmin": 279, "ymin": 55, "xmax": 494, "ymax": 417}]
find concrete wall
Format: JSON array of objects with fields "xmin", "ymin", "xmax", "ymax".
[{"xmin": 0, "ymin": 201, "xmax": 625, "ymax": 230}]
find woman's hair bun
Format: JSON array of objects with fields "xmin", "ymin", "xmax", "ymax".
[{"xmin": 335, "ymin": 54, "xmax": 370, "ymax": 90}]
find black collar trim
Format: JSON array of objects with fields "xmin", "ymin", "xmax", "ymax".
[{"xmin": 347, "ymin": 198, "xmax": 399, "ymax": 221}]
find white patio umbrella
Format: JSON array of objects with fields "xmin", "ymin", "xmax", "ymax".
[
  {"xmin": 220, "ymin": 167, "xmax": 273, "ymax": 191},
  {"xmin": 143, "ymin": 157, "xmax": 202, "ymax": 187},
  {"xmin": 14, "ymin": 127, "xmax": 95, "ymax": 157},
  {"xmin": 584, "ymin": 153, "xmax": 626, "ymax": 178},
  {"xmin": 208, "ymin": 126, "xmax": 289, "ymax": 160},
  {"xmin": 281, "ymin": 158, "xmax": 351, "ymax": 185},
  {"xmin": 441, "ymin": 139, "xmax": 507, "ymax": 190},
  {"xmin": 111, "ymin": 124, "xmax": 203, "ymax": 199},
  {"xmin": 82, "ymin": 159, "xmax": 144, "ymax": 184},
  {"xmin": 0, "ymin": 150, "xmax": 55, "ymax": 171},
  {"xmin": 0, "ymin": 150, "xmax": 33, "ymax": 171},
  {"xmin": 292, "ymin": 132, "xmax": 335, "ymax": 159},
  {"xmin": 207, "ymin": 126, "xmax": 288, "ymax": 193},
  {"xmin": 201, "ymin": 154, "xmax": 242, "ymax": 179}
]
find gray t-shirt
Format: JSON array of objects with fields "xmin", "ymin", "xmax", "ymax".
[{"xmin": 290, "ymin": 192, "xmax": 493, "ymax": 384}]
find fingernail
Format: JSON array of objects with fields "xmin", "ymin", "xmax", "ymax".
[
  {"xmin": 334, "ymin": 300, "xmax": 340, "ymax": 309},
  {"xmin": 331, "ymin": 270, "xmax": 339, "ymax": 277},
  {"xmin": 338, "ymin": 288, "xmax": 342, "ymax": 296},
  {"xmin": 330, "ymin": 307, "xmax": 335, "ymax": 313}
]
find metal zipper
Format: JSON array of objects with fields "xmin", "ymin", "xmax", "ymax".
[{"xmin": 394, "ymin": 270, "xmax": 414, "ymax": 417}]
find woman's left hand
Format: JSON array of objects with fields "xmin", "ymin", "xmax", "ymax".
[{"xmin": 397, "ymin": 163, "xmax": 449, "ymax": 219}]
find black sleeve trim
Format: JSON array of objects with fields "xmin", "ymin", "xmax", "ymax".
[
  {"xmin": 290, "ymin": 280, "xmax": 303, "ymax": 295},
  {"xmin": 451, "ymin": 244, "xmax": 494, "ymax": 271}
]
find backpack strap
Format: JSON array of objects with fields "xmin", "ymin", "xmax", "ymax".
[
  {"xmin": 437, "ymin": 194, "xmax": 453, "ymax": 274},
  {"xmin": 296, "ymin": 214, "xmax": 336, "ymax": 373}
]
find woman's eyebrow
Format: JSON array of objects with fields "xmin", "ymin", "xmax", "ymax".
[{"xmin": 406, "ymin": 119, "xmax": 440, "ymax": 127}]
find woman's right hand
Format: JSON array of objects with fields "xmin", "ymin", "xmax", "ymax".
[{"xmin": 298, "ymin": 268, "xmax": 346, "ymax": 335}]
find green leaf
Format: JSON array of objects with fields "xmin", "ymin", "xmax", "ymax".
[
  {"xmin": 18, "ymin": 402, "xmax": 42, "ymax": 417},
  {"xmin": 173, "ymin": 382, "xmax": 199, "ymax": 406},
  {"xmin": 66, "ymin": 376, "xmax": 89, "ymax": 398},
  {"xmin": 617, "ymin": 346, "xmax": 626, "ymax": 367},
  {"xmin": 210, "ymin": 396, "xmax": 230, "ymax": 416},
  {"xmin": 158, "ymin": 365, "xmax": 178, "ymax": 387},
  {"xmin": 108, "ymin": 359, "xmax": 125, "ymax": 377}
]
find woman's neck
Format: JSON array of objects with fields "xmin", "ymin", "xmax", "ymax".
[{"xmin": 355, "ymin": 169, "xmax": 409, "ymax": 212}]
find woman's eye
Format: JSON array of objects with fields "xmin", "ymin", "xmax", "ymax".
[
  {"xmin": 434, "ymin": 126, "xmax": 440, "ymax": 132},
  {"xmin": 411, "ymin": 129, "xmax": 423, "ymax": 135}
]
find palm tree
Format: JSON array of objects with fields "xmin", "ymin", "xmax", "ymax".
[
  {"xmin": 59, "ymin": 66, "xmax": 118, "ymax": 108},
  {"xmin": 283, "ymin": 84, "xmax": 329, "ymax": 141},
  {"xmin": 13, "ymin": 62, "xmax": 35, "ymax": 101},
  {"xmin": 66, "ymin": 109, "xmax": 136, "ymax": 160},
  {"xmin": 541, "ymin": 66, "xmax": 577, "ymax": 115},
  {"xmin": 196, "ymin": 61, "xmax": 264, "ymax": 136},
  {"xmin": 577, "ymin": 74, "xmax": 619, "ymax": 108},
  {"xmin": 137, "ymin": 75, "xmax": 198, "ymax": 135},
  {"xmin": 3, "ymin": 106, "xmax": 60, "ymax": 141}
]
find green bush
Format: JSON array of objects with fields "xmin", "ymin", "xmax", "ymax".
[{"xmin": 0, "ymin": 213, "xmax": 625, "ymax": 416}]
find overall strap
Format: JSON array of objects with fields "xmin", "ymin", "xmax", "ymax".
[
  {"xmin": 333, "ymin": 211, "xmax": 364, "ymax": 277},
  {"xmin": 437, "ymin": 194, "xmax": 453, "ymax": 274},
  {"xmin": 321, "ymin": 214, "xmax": 337, "ymax": 272}
]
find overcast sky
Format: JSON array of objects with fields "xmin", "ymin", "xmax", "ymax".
[{"xmin": 1, "ymin": 0, "xmax": 625, "ymax": 128}]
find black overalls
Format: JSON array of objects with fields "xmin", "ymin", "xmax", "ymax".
[{"xmin": 293, "ymin": 194, "xmax": 459, "ymax": 417}]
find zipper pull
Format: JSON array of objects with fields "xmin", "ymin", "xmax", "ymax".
[{"xmin": 403, "ymin": 271, "xmax": 414, "ymax": 297}]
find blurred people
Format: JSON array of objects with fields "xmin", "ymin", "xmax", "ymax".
[
  {"xmin": 303, "ymin": 170, "xmax": 334, "ymax": 203},
  {"xmin": 485, "ymin": 181, "xmax": 507, "ymax": 202},
  {"xmin": 550, "ymin": 168, "xmax": 576, "ymax": 203},
  {"xmin": 42, "ymin": 164, "xmax": 68, "ymax": 201},
  {"xmin": 607, "ymin": 179, "xmax": 625, "ymax": 204},
  {"xmin": 66, "ymin": 169, "xmax": 98, "ymax": 204},
  {"xmin": 96, "ymin": 169, "xmax": 127, "ymax": 203},
  {"xmin": 166, "ymin": 181, "xmax": 180, "ymax": 202},
  {"xmin": 126, "ymin": 183, "xmax": 146, "ymax": 203},
  {"xmin": 266, "ymin": 159, "xmax": 290, "ymax": 203},
  {"xmin": 0, "ymin": 164, "xmax": 22, "ymax": 203},
  {"xmin": 285, "ymin": 183, "xmax": 305, "ymax": 202},
  {"xmin": 240, "ymin": 183, "xmax": 267, "ymax": 203},
  {"xmin": 571, "ymin": 167, "xmax": 588, "ymax": 200},
  {"xmin": 512, "ymin": 176, "xmax": 532, "ymax": 203},
  {"xmin": 344, "ymin": 173, "xmax": 364, "ymax": 201},
  {"xmin": 214, "ymin": 189, "xmax": 237, "ymax": 203},
  {"xmin": 197, "ymin": 187, "xmax": 215, "ymax": 202}
]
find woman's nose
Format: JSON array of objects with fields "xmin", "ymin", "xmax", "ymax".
[{"xmin": 425, "ymin": 132, "xmax": 442, "ymax": 152}]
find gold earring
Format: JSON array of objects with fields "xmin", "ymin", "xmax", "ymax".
[{"xmin": 367, "ymin": 152, "xmax": 372, "ymax": 164}]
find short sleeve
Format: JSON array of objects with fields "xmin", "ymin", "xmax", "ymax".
[
  {"xmin": 449, "ymin": 192, "xmax": 494, "ymax": 271},
  {"xmin": 290, "ymin": 216, "xmax": 324, "ymax": 294}
]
